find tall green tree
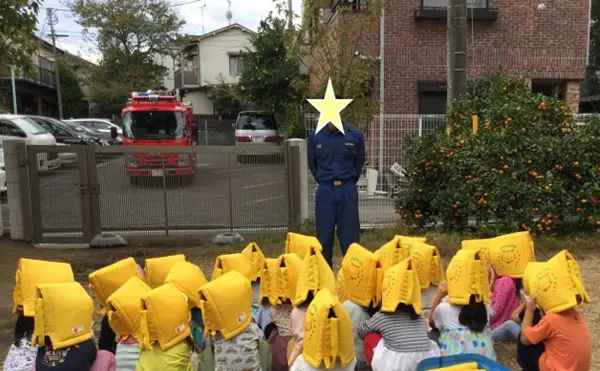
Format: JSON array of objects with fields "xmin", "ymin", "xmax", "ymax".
[
  {"xmin": 302, "ymin": 0, "xmax": 385, "ymax": 128},
  {"xmin": 238, "ymin": 15, "xmax": 302, "ymax": 119},
  {"xmin": 68, "ymin": 0, "xmax": 185, "ymax": 115},
  {"xmin": 57, "ymin": 60, "xmax": 86, "ymax": 118},
  {"xmin": 0, "ymin": 0, "xmax": 42, "ymax": 72}
]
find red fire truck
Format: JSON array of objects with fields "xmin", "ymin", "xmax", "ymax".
[{"xmin": 113, "ymin": 90, "xmax": 198, "ymax": 185}]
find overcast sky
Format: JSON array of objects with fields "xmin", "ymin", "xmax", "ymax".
[{"xmin": 38, "ymin": 0, "xmax": 303, "ymax": 63}]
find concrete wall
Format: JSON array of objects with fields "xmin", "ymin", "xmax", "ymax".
[{"xmin": 187, "ymin": 90, "xmax": 214, "ymax": 115}]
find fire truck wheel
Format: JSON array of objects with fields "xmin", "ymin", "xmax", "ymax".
[{"xmin": 129, "ymin": 177, "xmax": 140, "ymax": 186}]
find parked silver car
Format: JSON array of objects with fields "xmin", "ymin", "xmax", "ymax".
[
  {"xmin": 65, "ymin": 118, "xmax": 123, "ymax": 139},
  {"xmin": 234, "ymin": 111, "xmax": 281, "ymax": 146}
]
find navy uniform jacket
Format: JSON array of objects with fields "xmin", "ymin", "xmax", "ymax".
[{"xmin": 307, "ymin": 123, "xmax": 365, "ymax": 184}]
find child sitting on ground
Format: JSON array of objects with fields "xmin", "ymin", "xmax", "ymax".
[
  {"xmin": 6, "ymin": 258, "xmax": 76, "ymax": 371},
  {"xmin": 487, "ymin": 232, "xmax": 534, "ymax": 337},
  {"xmin": 358, "ymin": 258, "xmax": 440, "ymax": 371},
  {"xmin": 408, "ymin": 243, "xmax": 444, "ymax": 317},
  {"xmin": 264, "ymin": 322, "xmax": 293, "ymax": 371},
  {"xmin": 105, "ymin": 276, "xmax": 152, "ymax": 370},
  {"xmin": 136, "ymin": 283, "xmax": 193, "ymax": 371},
  {"xmin": 242, "ymin": 243, "xmax": 273, "ymax": 329},
  {"xmin": 339, "ymin": 243, "xmax": 377, "ymax": 370},
  {"xmin": 165, "ymin": 260, "xmax": 210, "ymax": 353},
  {"xmin": 289, "ymin": 246, "xmax": 335, "ymax": 368},
  {"xmin": 33, "ymin": 282, "xmax": 115, "ymax": 371},
  {"xmin": 199, "ymin": 271, "xmax": 269, "ymax": 371},
  {"xmin": 290, "ymin": 289, "xmax": 356, "ymax": 371},
  {"xmin": 89, "ymin": 258, "xmax": 145, "ymax": 355},
  {"xmin": 4, "ymin": 312, "xmax": 37, "ymax": 371},
  {"xmin": 519, "ymin": 250, "xmax": 591, "ymax": 371},
  {"xmin": 429, "ymin": 250, "xmax": 496, "ymax": 361}
]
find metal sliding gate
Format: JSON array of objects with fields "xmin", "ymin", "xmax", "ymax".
[{"xmin": 25, "ymin": 145, "xmax": 289, "ymax": 244}]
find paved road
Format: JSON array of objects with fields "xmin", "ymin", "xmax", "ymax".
[{"xmin": 35, "ymin": 153, "xmax": 289, "ymax": 233}]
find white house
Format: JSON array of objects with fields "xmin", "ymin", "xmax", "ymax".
[{"xmin": 163, "ymin": 23, "xmax": 255, "ymax": 115}]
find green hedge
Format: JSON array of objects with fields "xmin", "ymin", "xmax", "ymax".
[{"xmin": 396, "ymin": 73, "xmax": 600, "ymax": 235}]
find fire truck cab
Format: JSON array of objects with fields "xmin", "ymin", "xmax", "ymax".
[{"xmin": 115, "ymin": 90, "xmax": 198, "ymax": 185}]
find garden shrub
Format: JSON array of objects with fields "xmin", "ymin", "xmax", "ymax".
[{"xmin": 396, "ymin": 73, "xmax": 600, "ymax": 235}]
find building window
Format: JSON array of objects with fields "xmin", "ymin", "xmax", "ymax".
[
  {"xmin": 229, "ymin": 55, "xmax": 245, "ymax": 77},
  {"xmin": 422, "ymin": 0, "xmax": 488, "ymax": 8},
  {"xmin": 532, "ymin": 79, "xmax": 566, "ymax": 101}
]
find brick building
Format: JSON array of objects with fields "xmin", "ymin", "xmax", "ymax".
[
  {"xmin": 310, "ymin": 0, "xmax": 589, "ymax": 113},
  {"xmin": 309, "ymin": 0, "xmax": 591, "ymax": 170}
]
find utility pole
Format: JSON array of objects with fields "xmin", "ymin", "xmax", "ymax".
[
  {"xmin": 447, "ymin": 0, "xmax": 467, "ymax": 111},
  {"xmin": 47, "ymin": 8, "xmax": 65, "ymax": 119},
  {"xmin": 378, "ymin": 6, "xmax": 385, "ymax": 184},
  {"xmin": 287, "ymin": 0, "xmax": 293, "ymax": 29},
  {"xmin": 200, "ymin": 3, "xmax": 207, "ymax": 33}
]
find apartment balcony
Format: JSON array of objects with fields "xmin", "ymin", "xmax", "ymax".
[
  {"xmin": 0, "ymin": 63, "xmax": 57, "ymax": 88},
  {"xmin": 174, "ymin": 67, "xmax": 200, "ymax": 89}
]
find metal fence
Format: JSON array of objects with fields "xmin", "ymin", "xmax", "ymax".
[
  {"xmin": 24, "ymin": 145, "xmax": 288, "ymax": 243},
  {"xmin": 193, "ymin": 115, "xmax": 236, "ymax": 146},
  {"xmin": 303, "ymin": 113, "xmax": 446, "ymax": 227},
  {"xmin": 4, "ymin": 112, "xmax": 599, "ymax": 238}
]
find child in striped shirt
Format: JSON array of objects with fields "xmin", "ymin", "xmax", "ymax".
[{"xmin": 357, "ymin": 303, "xmax": 440, "ymax": 371}]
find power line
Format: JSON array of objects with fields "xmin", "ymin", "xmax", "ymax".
[
  {"xmin": 169, "ymin": 0, "xmax": 203, "ymax": 7},
  {"xmin": 40, "ymin": 6, "xmax": 71, "ymax": 12}
]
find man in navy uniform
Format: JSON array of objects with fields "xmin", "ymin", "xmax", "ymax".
[{"xmin": 307, "ymin": 114, "xmax": 365, "ymax": 267}]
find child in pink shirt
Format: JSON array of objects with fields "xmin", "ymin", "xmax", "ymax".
[{"xmin": 489, "ymin": 275, "xmax": 521, "ymax": 331}]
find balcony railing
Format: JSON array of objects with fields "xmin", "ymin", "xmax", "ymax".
[
  {"xmin": 415, "ymin": 0, "xmax": 498, "ymax": 20},
  {"xmin": 421, "ymin": 0, "xmax": 488, "ymax": 7},
  {"xmin": 0, "ymin": 64, "xmax": 57, "ymax": 88},
  {"xmin": 174, "ymin": 67, "xmax": 200, "ymax": 89}
]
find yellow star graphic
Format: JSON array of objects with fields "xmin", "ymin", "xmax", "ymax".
[{"xmin": 307, "ymin": 78, "xmax": 353, "ymax": 135}]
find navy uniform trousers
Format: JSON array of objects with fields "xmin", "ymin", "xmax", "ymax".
[{"xmin": 315, "ymin": 180, "xmax": 360, "ymax": 267}]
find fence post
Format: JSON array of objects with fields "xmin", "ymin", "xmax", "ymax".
[
  {"xmin": 77, "ymin": 146, "xmax": 93, "ymax": 243},
  {"xmin": 204, "ymin": 120, "xmax": 208, "ymax": 146},
  {"xmin": 161, "ymin": 153, "xmax": 169, "ymax": 236},
  {"xmin": 227, "ymin": 152, "xmax": 235, "ymax": 232},
  {"xmin": 85, "ymin": 145, "xmax": 101, "ymax": 237},
  {"xmin": 5, "ymin": 140, "xmax": 27, "ymax": 239},
  {"xmin": 284, "ymin": 139, "xmax": 308, "ymax": 228}
]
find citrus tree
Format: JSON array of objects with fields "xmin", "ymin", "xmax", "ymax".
[{"xmin": 396, "ymin": 73, "xmax": 600, "ymax": 235}]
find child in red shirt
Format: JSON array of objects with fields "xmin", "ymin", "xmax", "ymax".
[{"xmin": 520, "ymin": 296, "xmax": 591, "ymax": 371}]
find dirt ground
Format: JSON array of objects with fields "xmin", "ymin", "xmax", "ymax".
[{"xmin": 0, "ymin": 234, "xmax": 598, "ymax": 370}]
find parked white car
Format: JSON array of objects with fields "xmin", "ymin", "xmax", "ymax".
[
  {"xmin": 65, "ymin": 118, "xmax": 123, "ymax": 137},
  {"xmin": 0, "ymin": 114, "xmax": 60, "ymax": 171}
]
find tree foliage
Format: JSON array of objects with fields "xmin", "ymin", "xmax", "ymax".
[
  {"xmin": 207, "ymin": 74, "xmax": 244, "ymax": 117},
  {"xmin": 69, "ymin": 0, "xmax": 184, "ymax": 115},
  {"xmin": 238, "ymin": 15, "xmax": 303, "ymax": 121},
  {"xmin": 0, "ymin": 0, "xmax": 42, "ymax": 73},
  {"xmin": 396, "ymin": 73, "xmax": 600, "ymax": 235},
  {"xmin": 57, "ymin": 60, "xmax": 86, "ymax": 118},
  {"xmin": 303, "ymin": 0, "xmax": 384, "ymax": 128}
]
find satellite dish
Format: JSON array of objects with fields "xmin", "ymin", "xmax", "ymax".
[{"xmin": 225, "ymin": 10, "xmax": 233, "ymax": 21}]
